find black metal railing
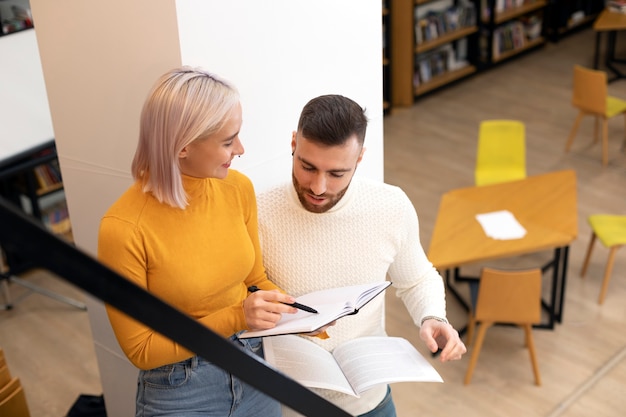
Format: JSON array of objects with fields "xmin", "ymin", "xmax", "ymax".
[{"xmin": 0, "ymin": 197, "xmax": 351, "ymax": 417}]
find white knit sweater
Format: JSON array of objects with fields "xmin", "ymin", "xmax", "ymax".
[{"xmin": 257, "ymin": 176, "xmax": 447, "ymax": 416}]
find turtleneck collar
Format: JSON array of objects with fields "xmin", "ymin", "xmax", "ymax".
[{"xmin": 181, "ymin": 174, "xmax": 211, "ymax": 200}]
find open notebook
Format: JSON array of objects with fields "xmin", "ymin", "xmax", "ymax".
[{"xmin": 239, "ymin": 281, "xmax": 391, "ymax": 339}]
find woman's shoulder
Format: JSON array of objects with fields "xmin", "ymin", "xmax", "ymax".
[
  {"xmin": 224, "ymin": 169, "xmax": 250, "ymax": 183},
  {"xmin": 221, "ymin": 169, "xmax": 254, "ymax": 193}
]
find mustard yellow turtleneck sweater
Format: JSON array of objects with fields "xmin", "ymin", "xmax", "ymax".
[{"xmin": 97, "ymin": 169, "xmax": 278, "ymax": 370}]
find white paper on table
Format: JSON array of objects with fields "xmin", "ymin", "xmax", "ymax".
[{"xmin": 475, "ymin": 210, "xmax": 527, "ymax": 240}]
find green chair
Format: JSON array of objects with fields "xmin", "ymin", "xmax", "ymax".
[
  {"xmin": 581, "ymin": 214, "xmax": 626, "ymax": 304},
  {"xmin": 475, "ymin": 120, "xmax": 526, "ymax": 186}
]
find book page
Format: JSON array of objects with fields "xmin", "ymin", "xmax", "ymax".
[
  {"xmin": 263, "ymin": 335, "xmax": 358, "ymax": 396},
  {"xmin": 297, "ymin": 281, "xmax": 391, "ymax": 311},
  {"xmin": 332, "ymin": 336, "xmax": 443, "ymax": 394}
]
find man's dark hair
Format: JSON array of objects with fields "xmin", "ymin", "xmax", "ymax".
[{"xmin": 297, "ymin": 94, "xmax": 368, "ymax": 146}]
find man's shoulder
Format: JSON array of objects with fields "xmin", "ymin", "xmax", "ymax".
[{"xmin": 354, "ymin": 177, "xmax": 408, "ymax": 199}]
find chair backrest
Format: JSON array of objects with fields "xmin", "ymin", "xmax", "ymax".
[
  {"xmin": 475, "ymin": 267, "xmax": 542, "ymax": 324},
  {"xmin": 475, "ymin": 120, "xmax": 526, "ymax": 186},
  {"xmin": 572, "ymin": 65, "xmax": 607, "ymax": 116}
]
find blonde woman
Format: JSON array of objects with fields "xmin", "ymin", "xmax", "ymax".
[{"xmin": 98, "ymin": 67, "xmax": 296, "ymax": 416}]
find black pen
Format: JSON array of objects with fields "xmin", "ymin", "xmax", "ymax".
[{"xmin": 247, "ymin": 286, "xmax": 318, "ymax": 314}]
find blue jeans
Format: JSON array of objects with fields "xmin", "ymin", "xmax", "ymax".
[
  {"xmin": 135, "ymin": 335, "xmax": 280, "ymax": 417},
  {"xmin": 358, "ymin": 386, "xmax": 397, "ymax": 417}
]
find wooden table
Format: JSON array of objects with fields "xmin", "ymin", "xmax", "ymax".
[
  {"xmin": 428, "ymin": 170, "xmax": 578, "ymax": 329},
  {"xmin": 593, "ymin": 9, "xmax": 626, "ymax": 82}
]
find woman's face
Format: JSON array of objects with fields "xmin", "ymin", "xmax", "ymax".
[{"xmin": 178, "ymin": 102, "xmax": 244, "ymax": 179}]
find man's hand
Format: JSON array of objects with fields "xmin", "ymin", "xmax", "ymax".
[
  {"xmin": 243, "ymin": 289, "xmax": 297, "ymax": 330},
  {"xmin": 419, "ymin": 319, "xmax": 467, "ymax": 362}
]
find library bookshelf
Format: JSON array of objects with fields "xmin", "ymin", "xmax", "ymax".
[{"xmin": 391, "ymin": 0, "xmax": 479, "ymax": 106}]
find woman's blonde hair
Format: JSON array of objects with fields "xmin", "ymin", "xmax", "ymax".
[{"xmin": 131, "ymin": 66, "xmax": 240, "ymax": 208}]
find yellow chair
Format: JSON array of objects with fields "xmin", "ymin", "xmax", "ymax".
[
  {"xmin": 475, "ymin": 120, "xmax": 526, "ymax": 186},
  {"xmin": 580, "ymin": 214, "xmax": 626, "ymax": 304},
  {"xmin": 464, "ymin": 267, "xmax": 542, "ymax": 386},
  {"xmin": 565, "ymin": 65, "xmax": 626, "ymax": 166}
]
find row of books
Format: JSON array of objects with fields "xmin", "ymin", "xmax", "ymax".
[
  {"xmin": 33, "ymin": 160, "xmax": 62, "ymax": 190},
  {"xmin": 41, "ymin": 202, "xmax": 72, "ymax": 236},
  {"xmin": 488, "ymin": 15, "xmax": 542, "ymax": 57},
  {"xmin": 413, "ymin": 43, "xmax": 469, "ymax": 87},
  {"xmin": 481, "ymin": 0, "xmax": 540, "ymax": 20},
  {"xmin": 415, "ymin": 2, "xmax": 477, "ymax": 45},
  {"xmin": 495, "ymin": 0, "xmax": 535, "ymax": 13}
]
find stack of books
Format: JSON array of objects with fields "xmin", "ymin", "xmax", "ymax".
[{"xmin": 608, "ymin": 0, "xmax": 626, "ymax": 14}]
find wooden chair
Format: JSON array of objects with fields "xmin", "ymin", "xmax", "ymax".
[
  {"xmin": 0, "ymin": 349, "xmax": 30, "ymax": 417},
  {"xmin": 565, "ymin": 65, "xmax": 626, "ymax": 166},
  {"xmin": 475, "ymin": 120, "xmax": 526, "ymax": 186},
  {"xmin": 580, "ymin": 214, "xmax": 626, "ymax": 304},
  {"xmin": 464, "ymin": 267, "xmax": 542, "ymax": 386}
]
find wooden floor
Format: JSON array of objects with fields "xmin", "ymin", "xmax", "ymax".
[{"xmin": 1, "ymin": 27, "xmax": 626, "ymax": 416}]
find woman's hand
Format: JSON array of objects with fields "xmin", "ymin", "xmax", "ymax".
[{"xmin": 243, "ymin": 289, "xmax": 297, "ymax": 330}]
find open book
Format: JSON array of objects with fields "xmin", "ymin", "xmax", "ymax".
[
  {"xmin": 263, "ymin": 335, "xmax": 443, "ymax": 397},
  {"xmin": 239, "ymin": 281, "xmax": 391, "ymax": 339}
]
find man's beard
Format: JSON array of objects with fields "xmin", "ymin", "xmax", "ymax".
[{"xmin": 292, "ymin": 172, "xmax": 349, "ymax": 214}]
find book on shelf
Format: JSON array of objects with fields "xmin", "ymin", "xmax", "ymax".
[
  {"xmin": 415, "ymin": 1, "xmax": 477, "ymax": 46},
  {"xmin": 414, "ymin": 43, "xmax": 465, "ymax": 86},
  {"xmin": 263, "ymin": 335, "xmax": 443, "ymax": 397},
  {"xmin": 33, "ymin": 161, "xmax": 62, "ymax": 190},
  {"xmin": 42, "ymin": 202, "xmax": 72, "ymax": 235},
  {"xmin": 238, "ymin": 281, "xmax": 391, "ymax": 339}
]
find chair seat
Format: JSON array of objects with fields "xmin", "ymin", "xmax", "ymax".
[
  {"xmin": 588, "ymin": 214, "xmax": 626, "ymax": 247},
  {"xmin": 606, "ymin": 96, "xmax": 626, "ymax": 118}
]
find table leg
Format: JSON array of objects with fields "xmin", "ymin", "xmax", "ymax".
[
  {"xmin": 594, "ymin": 31, "xmax": 601, "ymax": 70},
  {"xmin": 445, "ymin": 267, "xmax": 471, "ymax": 312},
  {"xmin": 605, "ymin": 30, "xmax": 626, "ymax": 82},
  {"xmin": 556, "ymin": 246, "xmax": 569, "ymax": 323}
]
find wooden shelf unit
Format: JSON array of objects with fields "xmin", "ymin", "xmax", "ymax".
[
  {"xmin": 480, "ymin": 0, "xmax": 548, "ymax": 66},
  {"xmin": 0, "ymin": 141, "xmax": 72, "ymax": 241},
  {"xmin": 391, "ymin": 0, "xmax": 479, "ymax": 106}
]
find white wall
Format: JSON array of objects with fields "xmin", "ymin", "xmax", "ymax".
[
  {"xmin": 0, "ymin": 30, "xmax": 53, "ymax": 160},
  {"xmin": 30, "ymin": 0, "xmax": 383, "ymax": 414},
  {"xmin": 175, "ymin": 0, "xmax": 384, "ymax": 190}
]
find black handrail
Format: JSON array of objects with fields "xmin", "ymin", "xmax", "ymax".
[{"xmin": 0, "ymin": 197, "xmax": 352, "ymax": 417}]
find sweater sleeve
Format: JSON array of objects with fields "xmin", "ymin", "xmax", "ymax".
[
  {"xmin": 387, "ymin": 192, "xmax": 447, "ymax": 327},
  {"xmin": 98, "ymin": 215, "xmax": 198, "ymax": 370}
]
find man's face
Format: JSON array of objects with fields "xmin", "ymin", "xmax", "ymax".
[{"xmin": 291, "ymin": 132, "xmax": 364, "ymax": 213}]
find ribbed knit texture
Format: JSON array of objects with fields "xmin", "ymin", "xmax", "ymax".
[{"xmin": 257, "ymin": 176, "xmax": 446, "ymax": 416}]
